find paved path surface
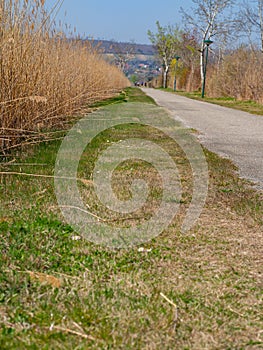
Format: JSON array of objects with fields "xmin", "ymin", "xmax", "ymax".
[{"xmin": 142, "ymin": 88, "xmax": 263, "ymax": 190}]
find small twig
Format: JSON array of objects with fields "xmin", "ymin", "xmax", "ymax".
[
  {"xmin": 228, "ymin": 307, "xmax": 245, "ymax": 318},
  {"xmin": 14, "ymin": 269, "xmax": 82, "ymax": 281},
  {"xmin": 0, "ymin": 127, "xmax": 40, "ymax": 134},
  {"xmin": 32, "ymin": 189, "xmax": 48, "ymax": 197},
  {"xmin": 55, "ymin": 205, "xmax": 105, "ymax": 222},
  {"xmin": 0, "ymin": 158, "xmax": 16, "ymax": 165},
  {"xmin": 72, "ymin": 321, "xmax": 86, "ymax": 333},
  {"xmin": 0, "ymin": 171, "xmax": 57, "ymax": 179},
  {"xmin": 160, "ymin": 292, "xmax": 177, "ymax": 309},
  {"xmin": 0, "ymin": 171, "xmax": 93, "ymax": 184},
  {"xmin": 50, "ymin": 325, "xmax": 95, "ymax": 341},
  {"xmin": 160, "ymin": 292, "xmax": 179, "ymax": 330},
  {"xmin": 1, "ymin": 136, "xmax": 65, "ymax": 153},
  {"xmin": 51, "ymin": 204, "xmax": 146, "ymax": 224},
  {"xmin": 3, "ymin": 163, "xmax": 49, "ymax": 167},
  {"xmin": 52, "ymin": 203, "xmax": 148, "ymax": 225}
]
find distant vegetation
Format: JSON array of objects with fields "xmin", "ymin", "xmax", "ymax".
[
  {"xmin": 89, "ymin": 40, "xmax": 160, "ymax": 85},
  {"xmin": 0, "ymin": 0, "xmax": 130, "ymax": 154},
  {"xmin": 90, "ymin": 40, "xmax": 157, "ymax": 56},
  {"xmin": 147, "ymin": 0, "xmax": 263, "ymax": 104}
]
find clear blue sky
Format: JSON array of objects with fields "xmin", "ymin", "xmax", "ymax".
[{"xmin": 45, "ymin": 0, "xmax": 193, "ymax": 44}]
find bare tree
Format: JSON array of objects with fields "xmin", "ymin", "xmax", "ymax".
[
  {"xmin": 110, "ymin": 41, "xmax": 135, "ymax": 72},
  {"xmin": 181, "ymin": 0, "xmax": 234, "ymax": 88},
  {"xmin": 148, "ymin": 21, "xmax": 182, "ymax": 88},
  {"xmin": 180, "ymin": 30, "xmax": 201, "ymax": 91},
  {"xmin": 260, "ymin": 0, "xmax": 263, "ymax": 51},
  {"xmin": 236, "ymin": 1, "xmax": 263, "ymax": 52}
]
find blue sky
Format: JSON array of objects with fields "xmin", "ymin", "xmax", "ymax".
[{"xmin": 45, "ymin": 0, "xmax": 193, "ymax": 44}]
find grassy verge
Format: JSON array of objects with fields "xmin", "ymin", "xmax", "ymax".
[
  {"xmin": 89, "ymin": 87, "xmax": 156, "ymax": 108},
  {"xmin": 158, "ymin": 88, "xmax": 263, "ymax": 116},
  {"xmin": 0, "ymin": 88, "xmax": 262, "ymax": 349}
]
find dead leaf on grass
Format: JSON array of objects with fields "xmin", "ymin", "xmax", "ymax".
[
  {"xmin": 0, "ymin": 217, "xmax": 12, "ymax": 223},
  {"xmin": 28, "ymin": 271, "xmax": 62, "ymax": 288},
  {"xmin": 79, "ymin": 178, "xmax": 93, "ymax": 187}
]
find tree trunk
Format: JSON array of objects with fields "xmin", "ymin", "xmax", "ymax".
[
  {"xmin": 163, "ymin": 66, "xmax": 169, "ymax": 88},
  {"xmin": 259, "ymin": 0, "xmax": 263, "ymax": 53},
  {"xmin": 189, "ymin": 61, "xmax": 195, "ymax": 91}
]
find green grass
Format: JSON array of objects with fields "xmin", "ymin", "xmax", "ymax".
[
  {"xmin": 88, "ymin": 90, "xmax": 128, "ymax": 108},
  {"xmin": 89, "ymin": 87, "xmax": 156, "ymax": 109},
  {"xmin": 0, "ymin": 88, "xmax": 262, "ymax": 349},
  {"xmin": 125, "ymin": 87, "xmax": 157, "ymax": 104},
  {"xmin": 158, "ymin": 88, "xmax": 263, "ymax": 116}
]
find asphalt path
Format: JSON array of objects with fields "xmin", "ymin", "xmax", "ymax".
[{"xmin": 142, "ymin": 88, "xmax": 263, "ymax": 190}]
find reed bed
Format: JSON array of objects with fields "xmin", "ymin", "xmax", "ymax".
[
  {"xmin": 155, "ymin": 45, "xmax": 263, "ymax": 105},
  {"xmin": 0, "ymin": 0, "xmax": 130, "ymax": 154},
  {"xmin": 207, "ymin": 48, "xmax": 263, "ymax": 103}
]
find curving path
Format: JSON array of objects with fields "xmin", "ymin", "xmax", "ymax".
[{"xmin": 142, "ymin": 88, "xmax": 263, "ymax": 190}]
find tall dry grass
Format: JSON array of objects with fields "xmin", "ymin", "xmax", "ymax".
[
  {"xmin": 166, "ymin": 65, "xmax": 200, "ymax": 92},
  {"xmin": 207, "ymin": 48, "xmax": 263, "ymax": 103},
  {"xmin": 154, "ymin": 46, "xmax": 263, "ymax": 103},
  {"xmin": 0, "ymin": 0, "xmax": 130, "ymax": 154}
]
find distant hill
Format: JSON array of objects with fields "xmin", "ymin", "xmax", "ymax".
[
  {"xmin": 88, "ymin": 39, "xmax": 157, "ymax": 56},
  {"xmin": 85, "ymin": 39, "xmax": 160, "ymax": 83}
]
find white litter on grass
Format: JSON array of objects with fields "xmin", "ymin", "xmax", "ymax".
[
  {"xmin": 138, "ymin": 247, "xmax": 152, "ymax": 253},
  {"xmin": 71, "ymin": 235, "xmax": 82, "ymax": 241}
]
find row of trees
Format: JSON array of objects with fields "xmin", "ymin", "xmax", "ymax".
[{"xmin": 148, "ymin": 0, "xmax": 263, "ymax": 94}]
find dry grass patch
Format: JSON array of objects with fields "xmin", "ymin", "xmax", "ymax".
[{"xmin": 0, "ymin": 89, "xmax": 262, "ymax": 349}]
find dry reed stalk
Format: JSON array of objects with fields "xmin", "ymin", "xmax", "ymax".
[
  {"xmin": 0, "ymin": 0, "xmax": 130, "ymax": 154},
  {"xmin": 207, "ymin": 48, "xmax": 263, "ymax": 102}
]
